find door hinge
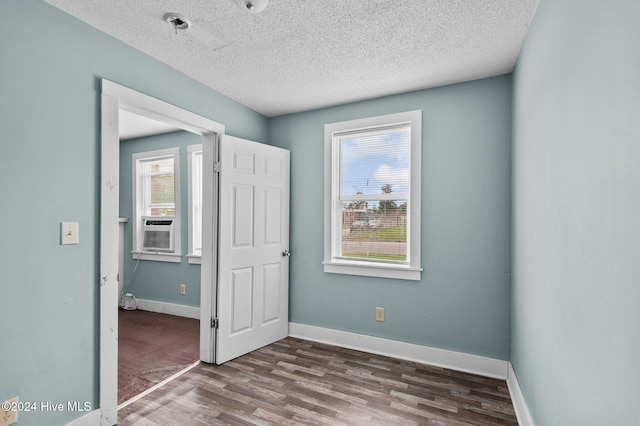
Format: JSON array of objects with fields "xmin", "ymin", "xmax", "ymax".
[
  {"xmin": 211, "ymin": 317, "xmax": 219, "ymax": 329},
  {"xmin": 213, "ymin": 161, "xmax": 221, "ymax": 173}
]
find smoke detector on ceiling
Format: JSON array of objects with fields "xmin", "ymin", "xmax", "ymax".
[{"xmin": 163, "ymin": 0, "xmax": 268, "ymax": 33}]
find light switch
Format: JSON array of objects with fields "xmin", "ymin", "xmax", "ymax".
[{"xmin": 61, "ymin": 222, "xmax": 79, "ymax": 245}]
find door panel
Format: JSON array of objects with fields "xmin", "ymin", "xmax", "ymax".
[
  {"xmin": 264, "ymin": 187, "xmax": 282, "ymax": 244},
  {"xmin": 232, "ymin": 184, "xmax": 254, "ymax": 247},
  {"xmin": 230, "ymin": 267, "xmax": 253, "ymax": 334},
  {"xmin": 263, "ymin": 263, "xmax": 282, "ymax": 323},
  {"xmin": 217, "ymin": 135, "xmax": 290, "ymax": 364}
]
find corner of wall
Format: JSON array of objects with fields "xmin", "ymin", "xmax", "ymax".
[{"xmin": 506, "ymin": 362, "xmax": 535, "ymax": 426}]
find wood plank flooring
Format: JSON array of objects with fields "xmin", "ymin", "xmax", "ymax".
[
  {"xmin": 118, "ymin": 337, "xmax": 517, "ymax": 425},
  {"xmin": 118, "ymin": 309, "xmax": 200, "ymax": 404}
]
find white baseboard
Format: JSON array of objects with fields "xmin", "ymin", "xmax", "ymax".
[
  {"xmin": 134, "ymin": 299, "xmax": 200, "ymax": 319},
  {"xmin": 507, "ymin": 362, "xmax": 535, "ymax": 426},
  {"xmin": 70, "ymin": 326, "xmax": 529, "ymax": 426},
  {"xmin": 288, "ymin": 322, "xmax": 509, "ymax": 379},
  {"xmin": 65, "ymin": 409, "xmax": 101, "ymax": 426}
]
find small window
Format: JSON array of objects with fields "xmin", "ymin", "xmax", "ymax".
[
  {"xmin": 132, "ymin": 148, "xmax": 181, "ymax": 262},
  {"xmin": 143, "ymin": 157, "xmax": 176, "ymax": 216},
  {"xmin": 324, "ymin": 110, "xmax": 422, "ymax": 280},
  {"xmin": 187, "ymin": 144, "xmax": 203, "ymax": 264}
]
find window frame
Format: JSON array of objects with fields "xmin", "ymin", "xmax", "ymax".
[
  {"xmin": 187, "ymin": 144, "xmax": 203, "ymax": 264},
  {"xmin": 132, "ymin": 147, "xmax": 181, "ymax": 262},
  {"xmin": 323, "ymin": 110, "xmax": 422, "ymax": 281}
]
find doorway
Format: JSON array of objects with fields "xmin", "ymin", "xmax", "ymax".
[
  {"xmin": 100, "ymin": 79, "xmax": 224, "ymax": 424},
  {"xmin": 100, "ymin": 80, "xmax": 291, "ymax": 425},
  {"xmin": 117, "ymin": 119, "xmax": 202, "ymax": 404}
]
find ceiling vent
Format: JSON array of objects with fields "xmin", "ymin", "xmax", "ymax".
[{"xmin": 163, "ymin": 13, "xmax": 191, "ymax": 34}]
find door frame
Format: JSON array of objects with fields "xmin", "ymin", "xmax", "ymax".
[{"xmin": 100, "ymin": 79, "xmax": 224, "ymax": 425}]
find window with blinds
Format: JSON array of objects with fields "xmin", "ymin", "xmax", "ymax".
[
  {"xmin": 335, "ymin": 125, "xmax": 410, "ymax": 263},
  {"xmin": 324, "ymin": 110, "xmax": 422, "ymax": 281},
  {"xmin": 142, "ymin": 157, "xmax": 176, "ymax": 216}
]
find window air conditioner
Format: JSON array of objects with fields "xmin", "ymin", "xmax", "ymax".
[{"xmin": 142, "ymin": 216, "xmax": 175, "ymax": 253}]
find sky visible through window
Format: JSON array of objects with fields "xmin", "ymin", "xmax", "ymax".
[{"xmin": 340, "ymin": 127, "xmax": 410, "ymax": 200}]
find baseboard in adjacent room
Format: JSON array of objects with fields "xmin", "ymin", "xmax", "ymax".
[
  {"xmin": 288, "ymin": 322, "xmax": 509, "ymax": 380},
  {"xmin": 134, "ymin": 299, "xmax": 200, "ymax": 319}
]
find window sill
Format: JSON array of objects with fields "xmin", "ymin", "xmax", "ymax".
[
  {"xmin": 323, "ymin": 260, "xmax": 422, "ymax": 281},
  {"xmin": 132, "ymin": 251, "xmax": 182, "ymax": 263},
  {"xmin": 187, "ymin": 254, "xmax": 201, "ymax": 265}
]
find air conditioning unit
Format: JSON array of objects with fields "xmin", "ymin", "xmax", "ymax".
[{"xmin": 142, "ymin": 216, "xmax": 175, "ymax": 253}]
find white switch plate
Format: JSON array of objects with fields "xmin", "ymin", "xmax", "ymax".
[
  {"xmin": 0, "ymin": 397, "xmax": 18, "ymax": 426},
  {"xmin": 61, "ymin": 222, "xmax": 79, "ymax": 245}
]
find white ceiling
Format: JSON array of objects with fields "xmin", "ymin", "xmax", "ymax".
[
  {"xmin": 119, "ymin": 109, "xmax": 181, "ymax": 141},
  {"xmin": 45, "ymin": 0, "xmax": 539, "ymax": 117}
]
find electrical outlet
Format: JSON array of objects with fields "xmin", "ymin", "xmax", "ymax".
[
  {"xmin": 1, "ymin": 397, "xmax": 18, "ymax": 426},
  {"xmin": 180, "ymin": 284, "xmax": 186, "ymax": 295},
  {"xmin": 375, "ymin": 307, "xmax": 385, "ymax": 322}
]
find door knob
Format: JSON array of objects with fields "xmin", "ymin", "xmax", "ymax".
[{"xmin": 282, "ymin": 250, "xmax": 291, "ymax": 257}]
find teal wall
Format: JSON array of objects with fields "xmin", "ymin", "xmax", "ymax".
[
  {"xmin": 269, "ymin": 75, "xmax": 513, "ymax": 360},
  {"xmin": 512, "ymin": 0, "xmax": 640, "ymax": 424},
  {"xmin": 119, "ymin": 131, "xmax": 202, "ymax": 307},
  {"xmin": 0, "ymin": 0, "xmax": 267, "ymax": 424}
]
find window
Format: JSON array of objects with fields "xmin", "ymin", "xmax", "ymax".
[
  {"xmin": 324, "ymin": 110, "xmax": 422, "ymax": 280},
  {"xmin": 132, "ymin": 147, "xmax": 181, "ymax": 262},
  {"xmin": 187, "ymin": 144, "xmax": 203, "ymax": 264}
]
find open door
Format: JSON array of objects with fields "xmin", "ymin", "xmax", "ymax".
[{"xmin": 216, "ymin": 135, "xmax": 290, "ymax": 364}]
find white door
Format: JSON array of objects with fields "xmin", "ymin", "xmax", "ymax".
[{"xmin": 216, "ymin": 135, "xmax": 290, "ymax": 364}]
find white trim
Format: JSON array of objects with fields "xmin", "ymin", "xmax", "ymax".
[
  {"xmin": 507, "ymin": 362, "xmax": 535, "ymax": 426},
  {"xmin": 100, "ymin": 79, "xmax": 224, "ymax": 425},
  {"xmin": 65, "ymin": 409, "xmax": 101, "ymax": 426},
  {"xmin": 132, "ymin": 251, "xmax": 182, "ymax": 263},
  {"xmin": 187, "ymin": 144, "xmax": 203, "ymax": 259},
  {"xmin": 102, "ymin": 80, "xmax": 221, "ymax": 135},
  {"xmin": 288, "ymin": 322, "xmax": 508, "ymax": 380},
  {"xmin": 100, "ymin": 89, "xmax": 120, "ymax": 426},
  {"xmin": 323, "ymin": 110, "xmax": 422, "ymax": 281},
  {"xmin": 199, "ymin": 133, "xmax": 219, "ymax": 363},
  {"xmin": 134, "ymin": 299, "xmax": 200, "ymax": 319},
  {"xmin": 323, "ymin": 261, "xmax": 422, "ymax": 281}
]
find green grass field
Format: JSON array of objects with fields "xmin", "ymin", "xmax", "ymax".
[
  {"xmin": 343, "ymin": 252, "xmax": 407, "ymax": 261},
  {"xmin": 349, "ymin": 225, "xmax": 406, "ymax": 242}
]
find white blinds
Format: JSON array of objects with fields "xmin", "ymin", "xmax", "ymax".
[
  {"xmin": 143, "ymin": 157, "xmax": 175, "ymax": 216},
  {"xmin": 338, "ymin": 125, "xmax": 410, "ymax": 200},
  {"xmin": 333, "ymin": 124, "xmax": 411, "ymax": 263}
]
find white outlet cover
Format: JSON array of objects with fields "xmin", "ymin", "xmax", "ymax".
[{"xmin": 61, "ymin": 222, "xmax": 79, "ymax": 245}]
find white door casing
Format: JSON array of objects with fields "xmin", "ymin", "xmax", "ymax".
[
  {"xmin": 216, "ymin": 135, "xmax": 290, "ymax": 364},
  {"xmin": 100, "ymin": 80, "xmax": 224, "ymax": 425},
  {"xmin": 100, "ymin": 81, "xmax": 287, "ymax": 424}
]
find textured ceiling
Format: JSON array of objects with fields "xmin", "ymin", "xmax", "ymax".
[{"xmin": 45, "ymin": 0, "xmax": 539, "ymax": 117}]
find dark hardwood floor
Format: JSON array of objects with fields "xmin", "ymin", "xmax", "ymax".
[
  {"xmin": 118, "ymin": 337, "xmax": 517, "ymax": 425},
  {"xmin": 118, "ymin": 309, "xmax": 200, "ymax": 404}
]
